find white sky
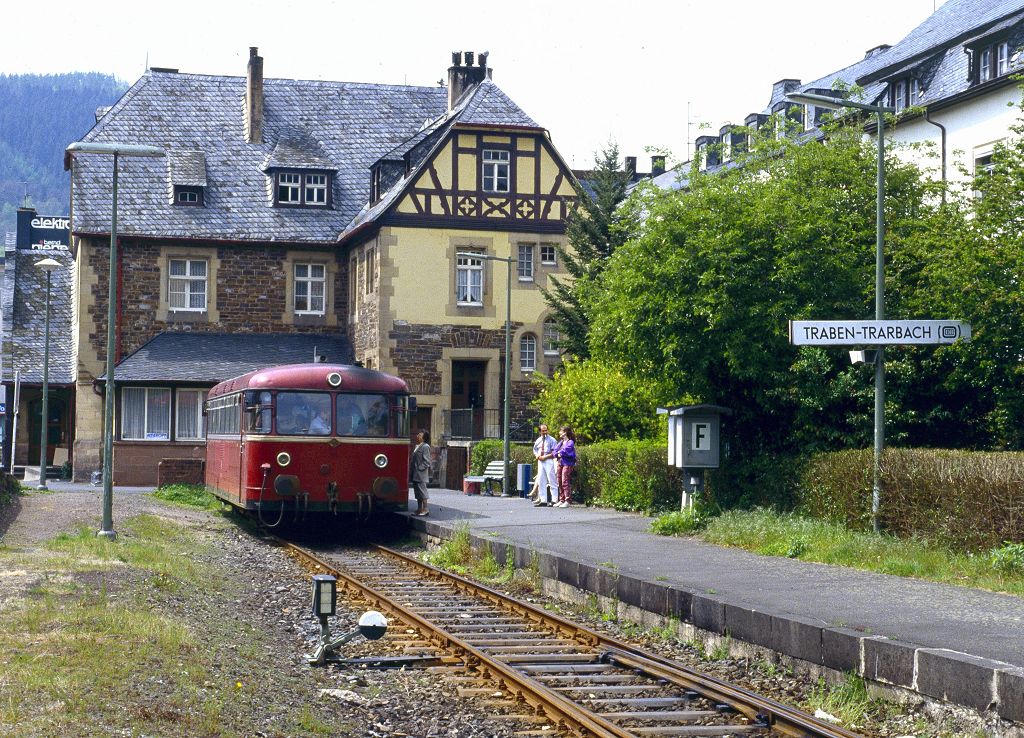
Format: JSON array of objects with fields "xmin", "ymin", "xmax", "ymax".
[{"xmin": 3, "ymin": 0, "xmax": 945, "ymax": 169}]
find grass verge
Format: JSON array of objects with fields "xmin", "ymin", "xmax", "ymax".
[
  {"xmin": 0, "ymin": 512, "xmax": 345, "ymax": 737},
  {"xmin": 150, "ymin": 483, "xmax": 224, "ymax": 510},
  {"xmin": 698, "ymin": 508, "xmax": 1024, "ymax": 596}
]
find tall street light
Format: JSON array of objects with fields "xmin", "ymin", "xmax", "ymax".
[
  {"xmin": 65, "ymin": 142, "xmax": 165, "ymax": 540},
  {"xmin": 456, "ymin": 251, "xmax": 513, "ymax": 498},
  {"xmin": 34, "ymin": 257, "xmax": 61, "ymax": 490},
  {"xmin": 787, "ymin": 91, "xmax": 895, "ymax": 533}
]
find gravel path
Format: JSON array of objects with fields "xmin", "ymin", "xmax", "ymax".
[{"xmin": 0, "ymin": 490, "xmax": 520, "ymax": 738}]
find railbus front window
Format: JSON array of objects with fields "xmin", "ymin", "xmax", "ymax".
[
  {"xmin": 276, "ymin": 391, "xmax": 332, "ymax": 436},
  {"xmin": 337, "ymin": 393, "xmax": 391, "ymax": 437}
]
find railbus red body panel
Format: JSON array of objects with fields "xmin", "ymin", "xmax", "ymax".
[{"xmin": 204, "ymin": 363, "xmax": 412, "ymax": 518}]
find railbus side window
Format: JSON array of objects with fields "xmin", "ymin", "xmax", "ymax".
[{"xmin": 246, "ymin": 391, "xmax": 273, "ymax": 433}]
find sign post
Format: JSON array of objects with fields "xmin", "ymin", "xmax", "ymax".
[{"xmin": 789, "ymin": 317, "xmax": 970, "ymax": 531}]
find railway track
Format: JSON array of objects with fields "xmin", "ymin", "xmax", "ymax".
[{"xmin": 284, "ymin": 541, "xmax": 863, "ymax": 738}]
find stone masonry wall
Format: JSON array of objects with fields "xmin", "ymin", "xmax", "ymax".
[
  {"xmin": 390, "ymin": 321, "xmax": 536, "ymax": 425},
  {"xmin": 86, "ymin": 240, "xmax": 349, "ymax": 363}
]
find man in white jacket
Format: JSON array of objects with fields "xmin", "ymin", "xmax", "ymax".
[{"xmin": 532, "ymin": 424, "xmax": 558, "ymax": 506}]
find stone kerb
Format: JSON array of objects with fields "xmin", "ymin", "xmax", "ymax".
[{"xmin": 411, "ymin": 518, "xmax": 1024, "ymax": 723}]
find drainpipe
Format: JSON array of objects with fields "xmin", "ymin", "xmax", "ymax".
[{"xmin": 924, "ymin": 107, "xmax": 947, "ymax": 202}]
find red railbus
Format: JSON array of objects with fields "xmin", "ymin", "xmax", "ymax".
[{"xmin": 204, "ymin": 363, "xmax": 414, "ymax": 524}]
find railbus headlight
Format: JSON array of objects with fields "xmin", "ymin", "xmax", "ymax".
[
  {"xmin": 373, "ymin": 453, "xmax": 388, "ymax": 469},
  {"xmin": 277, "ymin": 451, "xmax": 292, "ymax": 467}
]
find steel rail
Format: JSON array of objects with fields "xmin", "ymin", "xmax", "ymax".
[
  {"xmin": 373, "ymin": 544, "xmax": 862, "ymax": 738},
  {"xmin": 284, "ymin": 540, "xmax": 861, "ymax": 738}
]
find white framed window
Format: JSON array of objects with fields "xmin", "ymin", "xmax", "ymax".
[
  {"xmin": 517, "ymin": 244, "xmax": 534, "ymax": 281},
  {"xmin": 997, "ymin": 41, "xmax": 1009, "ymax": 76},
  {"xmin": 894, "ymin": 80, "xmax": 906, "ymax": 113},
  {"xmin": 543, "ymin": 319, "xmax": 560, "ymax": 355},
  {"xmin": 803, "ymin": 105, "xmax": 814, "ymax": 131},
  {"xmin": 973, "ymin": 149, "xmax": 997, "ymax": 199},
  {"xmin": 721, "ymin": 134, "xmax": 731, "ymax": 161},
  {"xmin": 294, "ymin": 263, "xmax": 326, "ymax": 314},
  {"xmin": 121, "ymin": 387, "xmax": 171, "ymax": 441},
  {"xmin": 910, "ymin": 78, "xmax": 920, "ymax": 104},
  {"xmin": 540, "ymin": 244, "xmax": 557, "ymax": 265},
  {"xmin": 277, "ymin": 172, "xmax": 301, "ymax": 204},
  {"xmin": 482, "ymin": 149, "xmax": 510, "ymax": 193},
  {"xmin": 305, "ymin": 174, "xmax": 327, "ymax": 205},
  {"xmin": 458, "ymin": 250, "xmax": 485, "ymax": 302},
  {"xmin": 176, "ymin": 389, "xmax": 207, "ymax": 440},
  {"xmin": 168, "ymin": 259, "xmax": 207, "ymax": 311},
  {"xmin": 520, "ymin": 333, "xmax": 537, "ymax": 372},
  {"xmin": 456, "ymin": 252, "xmax": 483, "ymax": 305}
]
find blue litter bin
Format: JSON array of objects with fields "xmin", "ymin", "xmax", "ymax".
[{"xmin": 516, "ymin": 464, "xmax": 532, "ymax": 497}]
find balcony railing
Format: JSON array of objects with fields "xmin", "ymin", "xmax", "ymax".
[{"xmin": 443, "ymin": 408, "xmax": 536, "ymax": 442}]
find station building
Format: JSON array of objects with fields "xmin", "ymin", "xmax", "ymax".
[{"xmin": 65, "ymin": 50, "xmax": 576, "ymax": 485}]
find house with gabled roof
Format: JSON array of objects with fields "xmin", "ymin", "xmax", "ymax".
[
  {"xmin": 66, "ymin": 49, "xmax": 577, "ymax": 485},
  {"xmin": 652, "ymin": 0, "xmax": 1024, "ymax": 192}
]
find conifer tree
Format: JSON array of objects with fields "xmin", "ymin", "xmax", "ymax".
[{"xmin": 543, "ymin": 143, "xmax": 634, "ymax": 358}]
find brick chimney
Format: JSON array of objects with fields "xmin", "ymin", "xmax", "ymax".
[
  {"xmin": 651, "ymin": 155, "xmax": 666, "ymax": 176},
  {"xmin": 447, "ymin": 51, "xmax": 491, "ymax": 110},
  {"xmin": 245, "ymin": 47, "xmax": 264, "ymax": 144},
  {"xmin": 624, "ymin": 156, "xmax": 637, "ymax": 177}
]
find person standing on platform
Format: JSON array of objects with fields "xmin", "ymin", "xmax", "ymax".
[
  {"xmin": 411, "ymin": 430, "xmax": 431, "ymax": 516},
  {"xmin": 532, "ymin": 423, "xmax": 557, "ymax": 507},
  {"xmin": 553, "ymin": 425, "xmax": 577, "ymax": 508}
]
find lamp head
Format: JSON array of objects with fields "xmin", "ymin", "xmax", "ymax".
[{"xmin": 35, "ymin": 257, "xmax": 61, "ymax": 272}]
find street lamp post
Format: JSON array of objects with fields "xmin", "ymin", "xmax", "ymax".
[
  {"xmin": 456, "ymin": 251, "xmax": 514, "ymax": 498},
  {"xmin": 786, "ymin": 92, "xmax": 894, "ymax": 533},
  {"xmin": 65, "ymin": 142, "xmax": 164, "ymax": 540},
  {"xmin": 34, "ymin": 257, "xmax": 61, "ymax": 490}
]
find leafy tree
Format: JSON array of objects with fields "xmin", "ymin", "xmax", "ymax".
[
  {"xmin": 529, "ymin": 359, "xmax": 672, "ymax": 443},
  {"xmin": 586, "ymin": 119, "xmax": 956, "ymax": 505},
  {"xmin": 543, "ymin": 143, "xmax": 636, "ymax": 357}
]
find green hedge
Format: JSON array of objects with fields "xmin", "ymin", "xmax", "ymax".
[
  {"xmin": 800, "ymin": 448, "xmax": 1024, "ymax": 550},
  {"xmin": 470, "ymin": 438, "xmax": 682, "ymax": 513}
]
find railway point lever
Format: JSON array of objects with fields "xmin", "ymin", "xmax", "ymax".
[{"xmin": 308, "ymin": 574, "xmax": 388, "ymax": 665}]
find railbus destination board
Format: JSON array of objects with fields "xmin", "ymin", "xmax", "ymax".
[{"xmin": 789, "ymin": 320, "xmax": 971, "ymax": 346}]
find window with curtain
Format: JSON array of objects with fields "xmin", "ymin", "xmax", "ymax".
[
  {"xmin": 121, "ymin": 387, "xmax": 171, "ymax": 440},
  {"xmin": 543, "ymin": 319, "xmax": 560, "ymax": 355},
  {"xmin": 456, "ymin": 252, "xmax": 483, "ymax": 305},
  {"xmin": 294, "ymin": 263, "xmax": 326, "ymax": 314},
  {"xmin": 168, "ymin": 259, "xmax": 207, "ymax": 311},
  {"xmin": 176, "ymin": 389, "xmax": 207, "ymax": 440}
]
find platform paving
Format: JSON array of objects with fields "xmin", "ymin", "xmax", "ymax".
[{"xmin": 407, "ymin": 488, "xmax": 1024, "ymax": 722}]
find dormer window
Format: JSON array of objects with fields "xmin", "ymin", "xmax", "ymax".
[
  {"xmin": 173, "ymin": 185, "xmax": 204, "ymax": 206},
  {"xmin": 972, "ymin": 39, "xmax": 1011, "ymax": 85},
  {"xmin": 889, "ymin": 77, "xmax": 922, "ymax": 113},
  {"xmin": 274, "ymin": 170, "xmax": 332, "ymax": 208}
]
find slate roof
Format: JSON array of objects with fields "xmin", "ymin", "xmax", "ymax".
[
  {"xmin": 69, "ymin": 66, "xmax": 541, "ymax": 245},
  {"xmin": 857, "ymin": 0, "xmax": 1024, "ymax": 83},
  {"xmin": 648, "ymin": 0, "xmax": 1024, "ymax": 193},
  {"xmin": 107, "ymin": 331, "xmax": 354, "ymax": 383},
  {"xmin": 6, "ymin": 250, "xmax": 76, "ymax": 385}
]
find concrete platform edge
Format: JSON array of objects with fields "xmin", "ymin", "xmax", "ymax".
[{"xmin": 410, "ymin": 515, "xmax": 1022, "ymax": 722}]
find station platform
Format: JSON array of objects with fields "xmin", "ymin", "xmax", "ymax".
[{"xmin": 406, "ymin": 488, "xmax": 1024, "ymax": 723}]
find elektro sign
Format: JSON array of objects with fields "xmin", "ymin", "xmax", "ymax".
[{"xmin": 789, "ymin": 320, "xmax": 971, "ymax": 346}]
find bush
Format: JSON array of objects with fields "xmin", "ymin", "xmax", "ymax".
[
  {"xmin": 990, "ymin": 542, "xmax": 1024, "ymax": 574},
  {"xmin": 471, "ymin": 437, "xmax": 681, "ymax": 513},
  {"xmin": 801, "ymin": 448, "xmax": 1024, "ymax": 550},
  {"xmin": 650, "ymin": 508, "xmax": 706, "ymax": 536},
  {"xmin": 530, "ymin": 359, "xmax": 670, "ymax": 443}
]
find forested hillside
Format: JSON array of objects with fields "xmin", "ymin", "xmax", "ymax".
[{"xmin": 0, "ymin": 72, "xmax": 127, "ymax": 235}]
